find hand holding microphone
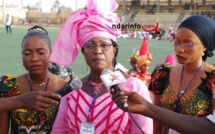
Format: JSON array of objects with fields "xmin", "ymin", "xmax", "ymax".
[
  {"xmin": 100, "ymin": 69, "xmax": 128, "ymax": 108},
  {"xmin": 101, "ymin": 69, "xmax": 146, "ymax": 133}
]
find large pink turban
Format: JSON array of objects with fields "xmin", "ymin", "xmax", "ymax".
[{"xmin": 50, "ymin": 0, "xmax": 120, "ymax": 66}]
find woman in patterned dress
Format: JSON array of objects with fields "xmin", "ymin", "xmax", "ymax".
[
  {"xmin": 50, "ymin": 0, "xmax": 153, "ymax": 133},
  {"xmin": 0, "ymin": 26, "xmax": 68, "ymax": 133},
  {"xmin": 149, "ymin": 15, "xmax": 215, "ymax": 134}
]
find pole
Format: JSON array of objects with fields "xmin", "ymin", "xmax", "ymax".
[
  {"xmin": 157, "ymin": 0, "xmax": 159, "ymax": 14},
  {"xmin": 2, "ymin": 0, "xmax": 5, "ymax": 24},
  {"xmin": 157, "ymin": 0, "xmax": 160, "ymax": 23},
  {"xmin": 123, "ymin": 0, "xmax": 125, "ymax": 16},
  {"xmin": 76, "ymin": 0, "xmax": 78, "ymax": 11},
  {"xmin": 123, "ymin": 0, "xmax": 126, "ymax": 22},
  {"xmin": 193, "ymin": 0, "xmax": 196, "ymax": 14}
]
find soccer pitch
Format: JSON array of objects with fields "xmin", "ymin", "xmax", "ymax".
[{"xmin": 0, "ymin": 26, "xmax": 214, "ymax": 78}]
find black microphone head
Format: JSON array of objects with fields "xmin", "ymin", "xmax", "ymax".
[
  {"xmin": 70, "ymin": 79, "xmax": 83, "ymax": 89},
  {"xmin": 101, "ymin": 69, "xmax": 112, "ymax": 75}
]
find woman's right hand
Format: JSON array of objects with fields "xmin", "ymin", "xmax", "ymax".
[{"xmin": 18, "ymin": 91, "xmax": 61, "ymax": 112}]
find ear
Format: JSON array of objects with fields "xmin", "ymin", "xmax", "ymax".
[
  {"xmin": 202, "ymin": 46, "xmax": 206, "ymax": 55},
  {"xmin": 113, "ymin": 47, "xmax": 117, "ymax": 55},
  {"xmin": 81, "ymin": 48, "xmax": 85, "ymax": 54},
  {"xmin": 203, "ymin": 47, "xmax": 206, "ymax": 52}
]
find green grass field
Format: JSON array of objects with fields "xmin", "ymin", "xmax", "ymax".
[{"xmin": 0, "ymin": 26, "xmax": 214, "ymax": 78}]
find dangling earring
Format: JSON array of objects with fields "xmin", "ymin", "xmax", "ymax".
[{"xmin": 49, "ymin": 62, "xmax": 53, "ymax": 68}]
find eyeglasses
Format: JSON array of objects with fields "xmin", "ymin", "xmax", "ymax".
[
  {"xmin": 84, "ymin": 43, "xmax": 112, "ymax": 52},
  {"xmin": 172, "ymin": 40, "xmax": 194, "ymax": 49}
]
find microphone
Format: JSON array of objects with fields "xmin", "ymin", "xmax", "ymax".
[
  {"xmin": 101, "ymin": 69, "xmax": 120, "ymax": 93},
  {"xmin": 101, "ymin": 70, "xmax": 145, "ymax": 133},
  {"xmin": 100, "ymin": 69, "xmax": 128, "ymax": 108},
  {"xmin": 55, "ymin": 79, "xmax": 82, "ymax": 97}
]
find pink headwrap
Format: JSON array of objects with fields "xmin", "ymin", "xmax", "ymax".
[{"xmin": 50, "ymin": 0, "xmax": 120, "ymax": 66}]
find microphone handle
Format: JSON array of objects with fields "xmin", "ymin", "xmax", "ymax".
[
  {"xmin": 111, "ymin": 85, "xmax": 128, "ymax": 108},
  {"xmin": 111, "ymin": 85, "xmax": 120, "ymax": 93},
  {"xmin": 55, "ymin": 84, "xmax": 72, "ymax": 97}
]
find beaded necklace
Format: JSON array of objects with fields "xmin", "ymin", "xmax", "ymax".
[
  {"xmin": 26, "ymin": 74, "xmax": 50, "ymax": 132},
  {"xmin": 27, "ymin": 73, "xmax": 50, "ymax": 87},
  {"xmin": 87, "ymin": 75, "xmax": 105, "ymax": 123}
]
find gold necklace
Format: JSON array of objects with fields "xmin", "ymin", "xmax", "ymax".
[{"xmin": 27, "ymin": 73, "xmax": 50, "ymax": 87}]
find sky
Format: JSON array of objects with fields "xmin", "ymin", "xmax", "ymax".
[{"xmin": 1, "ymin": 0, "xmax": 88, "ymax": 12}]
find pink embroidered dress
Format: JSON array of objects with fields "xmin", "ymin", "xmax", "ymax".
[{"xmin": 51, "ymin": 77, "xmax": 153, "ymax": 134}]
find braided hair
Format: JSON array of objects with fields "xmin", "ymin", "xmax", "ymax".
[{"xmin": 21, "ymin": 25, "xmax": 51, "ymax": 50}]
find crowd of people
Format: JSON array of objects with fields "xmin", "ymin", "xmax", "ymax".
[
  {"xmin": 0, "ymin": 0, "xmax": 215, "ymax": 133},
  {"xmin": 194, "ymin": 11, "xmax": 215, "ymax": 21}
]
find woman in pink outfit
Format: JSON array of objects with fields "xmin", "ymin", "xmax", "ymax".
[{"xmin": 50, "ymin": 0, "xmax": 153, "ymax": 133}]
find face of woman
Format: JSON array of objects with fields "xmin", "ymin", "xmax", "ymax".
[
  {"xmin": 83, "ymin": 36, "xmax": 116, "ymax": 72},
  {"xmin": 22, "ymin": 36, "xmax": 51, "ymax": 75},
  {"xmin": 139, "ymin": 63, "xmax": 150, "ymax": 73},
  {"xmin": 174, "ymin": 28, "xmax": 206, "ymax": 64},
  {"xmin": 132, "ymin": 63, "xmax": 139, "ymax": 72}
]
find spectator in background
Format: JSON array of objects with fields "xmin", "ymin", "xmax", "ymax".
[
  {"xmin": 169, "ymin": 32, "xmax": 176, "ymax": 42},
  {"xmin": 152, "ymin": 2, "xmax": 156, "ymax": 9},
  {"xmin": 132, "ymin": 36, "xmax": 153, "ymax": 100},
  {"xmin": 156, "ymin": 54, "xmax": 177, "ymax": 67},
  {"xmin": 163, "ymin": 54, "xmax": 177, "ymax": 67},
  {"xmin": 48, "ymin": 19, "xmax": 51, "ymax": 26},
  {"xmin": 159, "ymin": 6, "xmax": 163, "ymax": 12},
  {"xmin": 167, "ymin": 27, "xmax": 174, "ymax": 40},
  {"xmin": 169, "ymin": 6, "xmax": 174, "ymax": 13},
  {"xmin": 5, "ymin": 14, "xmax": 12, "ymax": 34},
  {"xmin": 131, "ymin": 13, "xmax": 136, "ymax": 21},
  {"xmin": 133, "ymin": 37, "xmax": 152, "ymax": 87},
  {"xmin": 48, "ymin": 62, "xmax": 78, "ymax": 82},
  {"xmin": 131, "ymin": 0, "xmax": 136, "ymax": 7},
  {"xmin": 128, "ymin": 49, "xmax": 140, "ymax": 76},
  {"xmin": 141, "ymin": 3, "xmax": 145, "ymax": 9}
]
